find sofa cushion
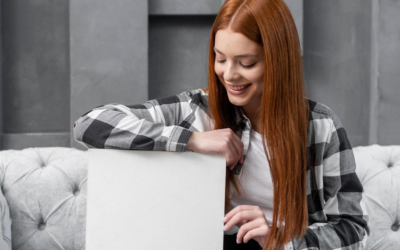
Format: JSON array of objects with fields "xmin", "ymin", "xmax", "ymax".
[
  {"xmin": 0, "ymin": 147, "xmax": 87, "ymax": 250},
  {"xmin": 0, "ymin": 183, "xmax": 12, "ymax": 250},
  {"xmin": 353, "ymin": 145, "xmax": 400, "ymax": 250}
]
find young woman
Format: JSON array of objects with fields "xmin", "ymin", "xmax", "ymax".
[{"xmin": 74, "ymin": 0, "xmax": 368, "ymax": 249}]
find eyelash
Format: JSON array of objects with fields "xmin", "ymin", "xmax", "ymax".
[{"xmin": 216, "ymin": 60, "xmax": 256, "ymax": 69}]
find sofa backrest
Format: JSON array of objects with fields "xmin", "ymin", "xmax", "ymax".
[
  {"xmin": 0, "ymin": 147, "xmax": 87, "ymax": 250},
  {"xmin": 353, "ymin": 145, "xmax": 400, "ymax": 250}
]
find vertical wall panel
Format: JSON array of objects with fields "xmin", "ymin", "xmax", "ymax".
[
  {"xmin": 304, "ymin": 0, "xmax": 373, "ymax": 147},
  {"xmin": 368, "ymin": 0, "xmax": 379, "ymax": 145},
  {"xmin": 0, "ymin": 0, "xmax": 3, "ymax": 147},
  {"xmin": 149, "ymin": 16, "xmax": 214, "ymax": 99},
  {"xmin": 70, "ymin": 0, "xmax": 148, "ymax": 149},
  {"xmin": 1, "ymin": 0, "xmax": 70, "ymax": 149},
  {"xmin": 2, "ymin": 0, "xmax": 69, "ymax": 134},
  {"xmin": 377, "ymin": 0, "xmax": 400, "ymax": 145}
]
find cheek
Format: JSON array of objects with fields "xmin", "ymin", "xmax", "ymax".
[
  {"xmin": 214, "ymin": 64, "xmax": 224, "ymax": 81},
  {"xmin": 214, "ymin": 63, "xmax": 222, "ymax": 76},
  {"xmin": 250, "ymin": 69, "xmax": 264, "ymax": 85}
]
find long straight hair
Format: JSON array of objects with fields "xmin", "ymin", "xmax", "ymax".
[{"xmin": 207, "ymin": 0, "xmax": 309, "ymax": 248}]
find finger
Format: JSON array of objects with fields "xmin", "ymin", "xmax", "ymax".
[
  {"xmin": 221, "ymin": 129, "xmax": 243, "ymax": 158},
  {"xmin": 225, "ymin": 205, "xmax": 257, "ymax": 222},
  {"xmin": 224, "ymin": 139, "xmax": 239, "ymax": 167},
  {"xmin": 225, "ymin": 138, "xmax": 243, "ymax": 169},
  {"xmin": 237, "ymin": 219, "xmax": 249, "ymax": 228},
  {"xmin": 242, "ymin": 226, "xmax": 269, "ymax": 244},
  {"xmin": 224, "ymin": 209, "xmax": 261, "ymax": 232},
  {"xmin": 227, "ymin": 129, "xmax": 244, "ymax": 162},
  {"xmin": 228, "ymin": 159, "xmax": 239, "ymax": 170},
  {"xmin": 225, "ymin": 128, "xmax": 243, "ymax": 146},
  {"xmin": 236, "ymin": 219, "xmax": 265, "ymax": 244},
  {"xmin": 218, "ymin": 140, "xmax": 233, "ymax": 165}
]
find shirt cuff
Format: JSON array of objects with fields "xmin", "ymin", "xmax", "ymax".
[{"xmin": 166, "ymin": 126, "xmax": 193, "ymax": 152}]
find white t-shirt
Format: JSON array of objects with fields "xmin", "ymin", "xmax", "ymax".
[{"xmin": 225, "ymin": 130, "xmax": 274, "ymax": 235}]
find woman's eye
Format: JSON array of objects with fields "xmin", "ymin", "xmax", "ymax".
[
  {"xmin": 215, "ymin": 59, "xmax": 255, "ymax": 68},
  {"xmin": 241, "ymin": 63, "xmax": 256, "ymax": 68}
]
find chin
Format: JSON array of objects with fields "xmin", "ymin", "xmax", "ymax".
[{"xmin": 226, "ymin": 95, "xmax": 247, "ymax": 107}]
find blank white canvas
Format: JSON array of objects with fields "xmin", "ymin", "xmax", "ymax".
[{"xmin": 86, "ymin": 149, "xmax": 226, "ymax": 250}]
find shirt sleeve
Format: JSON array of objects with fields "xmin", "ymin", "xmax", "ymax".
[
  {"xmin": 285, "ymin": 109, "xmax": 369, "ymax": 250},
  {"xmin": 73, "ymin": 90, "xmax": 200, "ymax": 152}
]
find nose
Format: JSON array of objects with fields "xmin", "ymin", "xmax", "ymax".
[{"xmin": 223, "ymin": 62, "xmax": 239, "ymax": 82}]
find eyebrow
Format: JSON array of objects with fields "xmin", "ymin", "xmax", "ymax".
[{"xmin": 214, "ymin": 48, "xmax": 257, "ymax": 58}]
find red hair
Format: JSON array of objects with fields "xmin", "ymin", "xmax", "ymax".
[{"xmin": 207, "ymin": 0, "xmax": 309, "ymax": 248}]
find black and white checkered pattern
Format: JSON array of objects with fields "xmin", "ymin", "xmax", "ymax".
[{"xmin": 74, "ymin": 88, "xmax": 368, "ymax": 249}]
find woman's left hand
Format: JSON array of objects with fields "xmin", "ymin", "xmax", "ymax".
[{"xmin": 224, "ymin": 205, "xmax": 270, "ymax": 247}]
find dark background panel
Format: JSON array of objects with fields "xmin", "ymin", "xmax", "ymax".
[
  {"xmin": 377, "ymin": 0, "xmax": 400, "ymax": 145},
  {"xmin": 149, "ymin": 15, "xmax": 215, "ymax": 99},
  {"xmin": 2, "ymin": 0, "xmax": 70, "ymax": 133},
  {"xmin": 303, "ymin": 0, "xmax": 373, "ymax": 146}
]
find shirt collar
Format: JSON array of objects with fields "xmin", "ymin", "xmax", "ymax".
[{"xmin": 232, "ymin": 107, "xmax": 252, "ymax": 175}]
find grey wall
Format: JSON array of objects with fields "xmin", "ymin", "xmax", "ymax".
[
  {"xmin": 304, "ymin": 0, "xmax": 373, "ymax": 146},
  {"xmin": 149, "ymin": 16, "xmax": 214, "ymax": 99},
  {"xmin": 149, "ymin": 0, "xmax": 303, "ymax": 99},
  {"xmin": 2, "ymin": 0, "xmax": 70, "ymax": 149},
  {"xmin": 0, "ymin": 0, "xmax": 148, "ymax": 150},
  {"xmin": 1, "ymin": 0, "xmax": 398, "ymax": 149},
  {"xmin": 0, "ymin": 0, "xmax": 3, "ymax": 148},
  {"xmin": 377, "ymin": 0, "xmax": 400, "ymax": 145},
  {"xmin": 150, "ymin": 0, "xmax": 221, "ymax": 15},
  {"xmin": 304, "ymin": 0, "xmax": 400, "ymax": 147}
]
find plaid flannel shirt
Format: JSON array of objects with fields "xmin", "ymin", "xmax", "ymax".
[{"xmin": 74, "ymin": 88, "xmax": 368, "ymax": 249}]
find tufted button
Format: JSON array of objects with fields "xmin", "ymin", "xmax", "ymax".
[
  {"xmin": 388, "ymin": 163, "xmax": 393, "ymax": 168},
  {"xmin": 38, "ymin": 223, "xmax": 46, "ymax": 230},
  {"xmin": 39, "ymin": 158, "xmax": 46, "ymax": 168},
  {"xmin": 392, "ymin": 223, "xmax": 399, "ymax": 232},
  {"xmin": 74, "ymin": 190, "xmax": 80, "ymax": 196}
]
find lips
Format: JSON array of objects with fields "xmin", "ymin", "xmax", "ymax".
[
  {"xmin": 227, "ymin": 83, "xmax": 251, "ymax": 91},
  {"xmin": 226, "ymin": 83, "xmax": 252, "ymax": 95}
]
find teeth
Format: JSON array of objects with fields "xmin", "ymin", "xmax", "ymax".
[{"xmin": 230, "ymin": 84, "xmax": 249, "ymax": 91}]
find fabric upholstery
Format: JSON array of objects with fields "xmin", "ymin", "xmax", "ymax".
[
  {"xmin": 353, "ymin": 145, "xmax": 400, "ymax": 250},
  {"xmin": 0, "ymin": 145, "xmax": 398, "ymax": 250},
  {"xmin": 0, "ymin": 184, "xmax": 11, "ymax": 250},
  {"xmin": 0, "ymin": 147, "xmax": 87, "ymax": 250}
]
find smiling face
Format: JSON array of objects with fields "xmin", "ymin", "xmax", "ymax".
[{"xmin": 214, "ymin": 28, "xmax": 265, "ymax": 119}]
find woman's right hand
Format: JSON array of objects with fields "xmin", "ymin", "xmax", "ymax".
[{"xmin": 186, "ymin": 129, "xmax": 244, "ymax": 170}]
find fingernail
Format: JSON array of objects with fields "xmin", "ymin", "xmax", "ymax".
[
  {"xmin": 236, "ymin": 238, "xmax": 240, "ymax": 244},
  {"xmin": 223, "ymin": 225, "xmax": 227, "ymax": 231},
  {"xmin": 223, "ymin": 216, "xmax": 227, "ymax": 222}
]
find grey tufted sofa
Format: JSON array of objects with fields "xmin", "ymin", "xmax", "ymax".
[
  {"xmin": 0, "ymin": 148, "xmax": 87, "ymax": 250},
  {"xmin": 0, "ymin": 145, "xmax": 398, "ymax": 250},
  {"xmin": 353, "ymin": 145, "xmax": 400, "ymax": 250}
]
